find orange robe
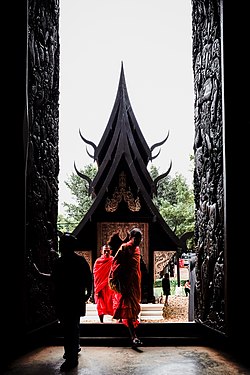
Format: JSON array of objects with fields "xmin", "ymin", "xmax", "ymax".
[
  {"xmin": 93, "ymin": 254, "xmax": 114, "ymax": 317},
  {"xmin": 109, "ymin": 240, "xmax": 141, "ymax": 328}
]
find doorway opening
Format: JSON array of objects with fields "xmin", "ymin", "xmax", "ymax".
[{"xmin": 58, "ymin": 1, "xmax": 195, "ymax": 325}]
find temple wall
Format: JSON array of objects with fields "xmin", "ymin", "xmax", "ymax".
[
  {"xmin": 25, "ymin": 0, "xmax": 60, "ymax": 331},
  {"xmin": 192, "ymin": 0, "xmax": 225, "ymax": 332}
]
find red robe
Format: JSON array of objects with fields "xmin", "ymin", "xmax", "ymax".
[
  {"xmin": 93, "ymin": 254, "xmax": 114, "ymax": 317},
  {"xmin": 109, "ymin": 240, "xmax": 141, "ymax": 328}
]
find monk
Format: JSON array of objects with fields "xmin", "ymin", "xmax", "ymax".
[
  {"xmin": 109, "ymin": 227, "xmax": 143, "ymax": 347},
  {"xmin": 93, "ymin": 244, "xmax": 114, "ymax": 323}
]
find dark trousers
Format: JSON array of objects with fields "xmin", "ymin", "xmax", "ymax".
[{"xmin": 60, "ymin": 312, "xmax": 80, "ymax": 362}]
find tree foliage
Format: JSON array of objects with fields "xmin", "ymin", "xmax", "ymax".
[
  {"xmin": 150, "ymin": 165, "xmax": 195, "ymax": 238},
  {"xmin": 151, "ymin": 165, "xmax": 195, "ymax": 251},
  {"xmin": 57, "ymin": 164, "xmax": 97, "ymax": 232},
  {"xmin": 58, "ymin": 163, "xmax": 195, "ymax": 249}
]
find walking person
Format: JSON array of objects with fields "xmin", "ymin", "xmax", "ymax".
[
  {"xmin": 162, "ymin": 272, "xmax": 171, "ymax": 305},
  {"xmin": 34, "ymin": 232, "xmax": 92, "ymax": 371},
  {"xmin": 109, "ymin": 227, "xmax": 143, "ymax": 348},
  {"xmin": 184, "ymin": 279, "xmax": 191, "ymax": 297},
  {"xmin": 93, "ymin": 244, "xmax": 115, "ymax": 323}
]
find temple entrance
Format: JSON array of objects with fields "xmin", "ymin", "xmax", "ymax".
[{"xmin": 97, "ymin": 222, "xmax": 149, "ymax": 267}]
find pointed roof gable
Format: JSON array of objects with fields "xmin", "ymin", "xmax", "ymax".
[
  {"xmin": 73, "ymin": 63, "xmax": 183, "ymax": 250},
  {"xmin": 89, "ymin": 62, "xmax": 155, "ymax": 197},
  {"xmin": 96, "ymin": 62, "xmax": 151, "ymax": 165}
]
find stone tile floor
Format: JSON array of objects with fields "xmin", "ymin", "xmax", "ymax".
[{"xmin": 2, "ymin": 345, "xmax": 250, "ymax": 375}]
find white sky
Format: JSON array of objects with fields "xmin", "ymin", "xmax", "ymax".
[{"xmin": 58, "ymin": 0, "xmax": 194, "ymax": 214}]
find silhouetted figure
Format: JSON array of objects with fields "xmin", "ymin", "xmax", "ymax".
[
  {"xmin": 93, "ymin": 244, "xmax": 115, "ymax": 323},
  {"xmin": 109, "ymin": 228, "xmax": 143, "ymax": 348},
  {"xmin": 162, "ymin": 272, "xmax": 171, "ymax": 305},
  {"xmin": 34, "ymin": 232, "xmax": 92, "ymax": 371},
  {"xmin": 184, "ymin": 280, "xmax": 191, "ymax": 297}
]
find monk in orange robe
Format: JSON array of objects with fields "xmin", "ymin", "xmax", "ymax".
[
  {"xmin": 109, "ymin": 228, "xmax": 143, "ymax": 347},
  {"xmin": 93, "ymin": 244, "xmax": 114, "ymax": 323}
]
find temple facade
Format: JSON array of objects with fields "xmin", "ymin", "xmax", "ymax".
[{"xmin": 73, "ymin": 63, "xmax": 184, "ymax": 301}]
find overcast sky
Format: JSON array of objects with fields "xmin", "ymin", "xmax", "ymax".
[{"xmin": 58, "ymin": 0, "xmax": 194, "ymax": 214}]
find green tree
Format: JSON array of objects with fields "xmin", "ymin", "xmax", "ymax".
[
  {"xmin": 150, "ymin": 165, "xmax": 195, "ymax": 246},
  {"xmin": 57, "ymin": 213, "xmax": 78, "ymax": 233},
  {"xmin": 57, "ymin": 164, "xmax": 97, "ymax": 232}
]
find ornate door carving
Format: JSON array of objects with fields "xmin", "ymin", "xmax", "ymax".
[{"xmin": 98, "ymin": 222, "xmax": 149, "ymax": 268}]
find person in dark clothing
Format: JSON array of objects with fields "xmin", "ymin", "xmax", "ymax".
[
  {"xmin": 184, "ymin": 279, "xmax": 191, "ymax": 297},
  {"xmin": 162, "ymin": 272, "xmax": 171, "ymax": 305},
  {"xmin": 34, "ymin": 232, "xmax": 92, "ymax": 372}
]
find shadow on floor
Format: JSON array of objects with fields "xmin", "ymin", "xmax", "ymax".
[{"xmin": 2, "ymin": 345, "xmax": 250, "ymax": 375}]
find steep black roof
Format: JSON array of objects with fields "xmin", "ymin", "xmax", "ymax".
[{"xmin": 73, "ymin": 63, "xmax": 183, "ymax": 250}]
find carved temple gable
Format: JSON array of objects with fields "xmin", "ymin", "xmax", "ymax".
[{"xmin": 105, "ymin": 171, "xmax": 141, "ymax": 212}]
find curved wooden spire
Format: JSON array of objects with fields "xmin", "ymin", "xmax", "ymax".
[
  {"xmin": 79, "ymin": 129, "xmax": 97, "ymax": 160},
  {"xmin": 150, "ymin": 131, "xmax": 170, "ymax": 161},
  {"xmin": 153, "ymin": 160, "xmax": 173, "ymax": 195},
  {"xmin": 74, "ymin": 161, "xmax": 93, "ymax": 195}
]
